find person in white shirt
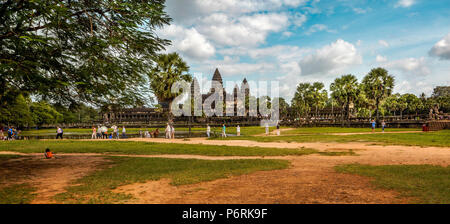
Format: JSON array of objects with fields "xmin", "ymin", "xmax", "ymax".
[
  {"xmin": 112, "ymin": 125, "xmax": 119, "ymax": 139},
  {"xmin": 265, "ymin": 123, "xmax": 269, "ymax": 135},
  {"xmin": 122, "ymin": 126, "xmax": 126, "ymax": 138},
  {"xmin": 165, "ymin": 123, "xmax": 171, "ymax": 139},
  {"xmin": 206, "ymin": 124, "xmax": 211, "ymax": 137},
  {"xmin": 236, "ymin": 125, "xmax": 240, "ymax": 136}
]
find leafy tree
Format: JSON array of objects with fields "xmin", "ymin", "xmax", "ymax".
[
  {"xmin": 273, "ymin": 97, "xmax": 290, "ymax": 119},
  {"xmin": 1, "ymin": 94, "xmax": 33, "ymax": 127},
  {"xmin": 310, "ymin": 82, "xmax": 328, "ymax": 118},
  {"xmin": 401, "ymin": 94, "xmax": 423, "ymax": 116},
  {"xmin": 148, "ymin": 52, "xmax": 192, "ymax": 121},
  {"xmin": 30, "ymin": 101, "xmax": 62, "ymax": 126},
  {"xmin": 382, "ymin": 94, "xmax": 400, "ymax": 116},
  {"xmin": 0, "ymin": 0, "xmax": 171, "ymax": 109},
  {"xmin": 361, "ymin": 68, "xmax": 395, "ymax": 124},
  {"xmin": 330, "ymin": 74, "xmax": 359, "ymax": 123}
]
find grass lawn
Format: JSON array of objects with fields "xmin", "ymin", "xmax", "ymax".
[
  {"xmin": 0, "ymin": 140, "xmax": 314, "ymax": 156},
  {"xmin": 0, "ymin": 184, "xmax": 36, "ymax": 204},
  {"xmin": 335, "ymin": 164, "xmax": 450, "ymax": 204},
  {"xmin": 55, "ymin": 157, "xmax": 289, "ymax": 204},
  {"xmin": 20, "ymin": 126, "xmax": 279, "ymax": 136},
  {"xmin": 283, "ymin": 127, "xmax": 420, "ymax": 134},
  {"xmin": 219, "ymin": 130, "xmax": 450, "ymax": 147}
]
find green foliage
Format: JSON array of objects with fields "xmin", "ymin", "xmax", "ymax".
[
  {"xmin": 291, "ymin": 82, "xmax": 327, "ymax": 118},
  {"xmin": 0, "ymin": 94, "xmax": 33, "ymax": 127},
  {"xmin": 330, "ymin": 74, "xmax": 360, "ymax": 119},
  {"xmin": 361, "ymin": 68, "xmax": 395, "ymax": 121},
  {"xmin": 30, "ymin": 101, "xmax": 63, "ymax": 126},
  {"xmin": 148, "ymin": 52, "xmax": 192, "ymax": 117},
  {"xmin": 335, "ymin": 164, "xmax": 450, "ymax": 204},
  {"xmin": 0, "ymin": 0, "xmax": 171, "ymax": 107}
]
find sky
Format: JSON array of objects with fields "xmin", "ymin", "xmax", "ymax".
[{"xmin": 157, "ymin": 0, "xmax": 450, "ymax": 101}]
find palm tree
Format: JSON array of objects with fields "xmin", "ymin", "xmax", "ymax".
[
  {"xmin": 310, "ymin": 82, "xmax": 328, "ymax": 119},
  {"xmin": 148, "ymin": 53, "xmax": 192, "ymax": 122},
  {"xmin": 330, "ymin": 74, "xmax": 359, "ymax": 126},
  {"xmin": 361, "ymin": 68, "xmax": 394, "ymax": 125}
]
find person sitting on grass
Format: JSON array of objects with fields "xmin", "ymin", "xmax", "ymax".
[{"xmin": 44, "ymin": 148, "xmax": 55, "ymax": 159}]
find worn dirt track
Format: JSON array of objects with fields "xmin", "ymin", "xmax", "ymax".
[{"xmin": 1, "ymin": 136, "xmax": 449, "ymax": 204}]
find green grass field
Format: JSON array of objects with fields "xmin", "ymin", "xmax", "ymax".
[
  {"xmin": 219, "ymin": 129, "xmax": 450, "ymax": 147},
  {"xmin": 283, "ymin": 127, "xmax": 420, "ymax": 134},
  {"xmin": 20, "ymin": 126, "xmax": 278, "ymax": 136},
  {"xmin": 335, "ymin": 164, "xmax": 450, "ymax": 204},
  {"xmin": 0, "ymin": 140, "xmax": 314, "ymax": 156},
  {"xmin": 55, "ymin": 157, "xmax": 289, "ymax": 204}
]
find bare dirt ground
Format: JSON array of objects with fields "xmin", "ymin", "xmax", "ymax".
[
  {"xmin": 1, "ymin": 137, "xmax": 449, "ymax": 204},
  {"xmin": 0, "ymin": 154, "xmax": 108, "ymax": 204}
]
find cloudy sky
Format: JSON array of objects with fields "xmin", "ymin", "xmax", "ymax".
[{"xmin": 157, "ymin": 0, "xmax": 450, "ymax": 100}]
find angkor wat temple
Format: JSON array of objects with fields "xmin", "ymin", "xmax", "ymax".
[{"xmin": 102, "ymin": 68, "xmax": 251, "ymax": 124}]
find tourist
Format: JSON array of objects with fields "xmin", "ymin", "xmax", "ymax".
[
  {"xmin": 371, "ymin": 119, "xmax": 376, "ymax": 133},
  {"xmin": 171, "ymin": 125, "xmax": 175, "ymax": 139},
  {"xmin": 0, "ymin": 128, "xmax": 4, "ymax": 140},
  {"xmin": 222, "ymin": 123, "xmax": 227, "ymax": 138},
  {"xmin": 165, "ymin": 123, "xmax": 171, "ymax": 139},
  {"xmin": 112, "ymin": 125, "xmax": 119, "ymax": 139},
  {"xmin": 144, "ymin": 130, "xmax": 150, "ymax": 138},
  {"xmin": 381, "ymin": 120, "xmax": 386, "ymax": 132},
  {"xmin": 236, "ymin": 125, "xmax": 240, "ymax": 136},
  {"xmin": 276, "ymin": 123, "xmax": 280, "ymax": 136},
  {"xmin": 44, "ymin": 148, "xmax": 55, "ymax": 159},
  {"xmin": 96, "ymin": 125, "xmax": 101, "ymax": 139},
  {"xmin": 265, "ymin": 123, "xmax": 269, "ymax": 135},
  {"xmin": 92, "ymin": 126, "xmax": 97, "ymax": 139},
  {"xmin": 206, "ymin": 124, "xmax": 211, "ymax": 137},
  {"xmin": 7, "ymin": 126, "xmax": 13, "ymax": 140},
  {"xmin": 122, "ymin": 126, "xmax": 126, "ymax": 138},
  {"xmin": 56, "ymin": 127, "xmax": 63, "ymax": 139}
]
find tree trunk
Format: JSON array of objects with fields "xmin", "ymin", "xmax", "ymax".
[{"xmin": 375, "ymin": 98, "xmax": 380, "ymax": 127}]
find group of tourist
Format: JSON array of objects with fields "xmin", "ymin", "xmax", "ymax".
[
  {"xmin": 371, "ymin": 119, "xmax": 387, "ymax": 132},
  {"xmin": 91, "ymin": 125, "xmax": 127, "ymax": 139},
  {"xmin": 0, "ymin": 126, "xmax": 21, "ymax": 140}
]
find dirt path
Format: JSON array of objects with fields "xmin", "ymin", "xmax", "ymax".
[
  {"xmin": 1, "ymin": 138, "xmax": 449, "ymax": 204},
  {"xmin": 0, "ymin": 155, "xmax": 108, "ymax": 204}
]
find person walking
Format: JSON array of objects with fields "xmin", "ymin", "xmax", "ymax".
[
  {"xmin": 206, "ymin": 124, "xmax": 211, "ymax": 138},
  {"xmin": 381, "ymin": 120, "xmax": 386, "ymax": 133},
  {"xmin": 165, "ymin": 123, "xmax": 171, "ymax": 139},
  {"xmin": 122, "ymin": 126, "xmax": 126, "ymax": 138},
  {"xmin": 371, "ymin": 119, "xmax": 376, "ymax": 133},
  {"xmin": 56, "ymin": 127, "xmax": 63, "ymax": 139},
  {"xmin": 91, "ymin": 126, "xmax": 97, "ymax": 139},
  {"xmin": 236, "ymin": 125, "xmax": 240, "ymax": 136},
  {"xmin": 265, "ymin": 123, "xmax": 269, "ymax": 135},
  {"xmin": 97, "ymin": 125, "xmax": 101, "ymax": 139},
  {"xmin": 7, "ymin": 126, "xmax": 13, "ymax": 140},
  {"xmin": 222, "ymin": 123, "xmax": 227, "ymax": 138},
  {"xmin": 276, "ymin": 123, "xmax": 280, "ymax": 136}
]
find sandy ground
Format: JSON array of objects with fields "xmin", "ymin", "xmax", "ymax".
[
  {"xmin": 1, "ymin": 136, "xmax": 449, "ymax": 204},
  {"xmin": 0, "ymin": 155, "xmax": 108, "ymax": 204}
]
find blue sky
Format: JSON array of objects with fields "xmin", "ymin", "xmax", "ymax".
[{"xmin": 158, "ymin": 0, "xmax": 450, "ymax": 100}]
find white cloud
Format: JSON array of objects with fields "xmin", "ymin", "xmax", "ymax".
[
  {"xmin": 197, "ymin": 13, "xmax": 289, "ymax": 47},
  {"xmin": 384, "ymin": 57, "xmax": 431, "ymax": 75},
  {"xmin": 378, "ymin": 40, "xmax": 389, "ymax": 47},
  {"xmin": 429, "ymin": 33, "xmax": 450, "ymax": 60},
  {"xmin": 305, "ymin": 24, "xmax": 336, "ymax": 35},
  {"xmin": 395, "ymin": 0, "xmax": 416, "ymax": 8},
  {"xmin": 299, "ymin": 39, "xmax": 363, "ymax": 76},
  {"xmin": 376, "ymin": 55, "xmax": 388, "ymax": 63},
  {"xmin": 158, "ymin": 25, "xmax": 215, "ymax": 60},
  {"xmin": 292, "ymin": 13, "xmax": 307, "ymax": 27}
]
